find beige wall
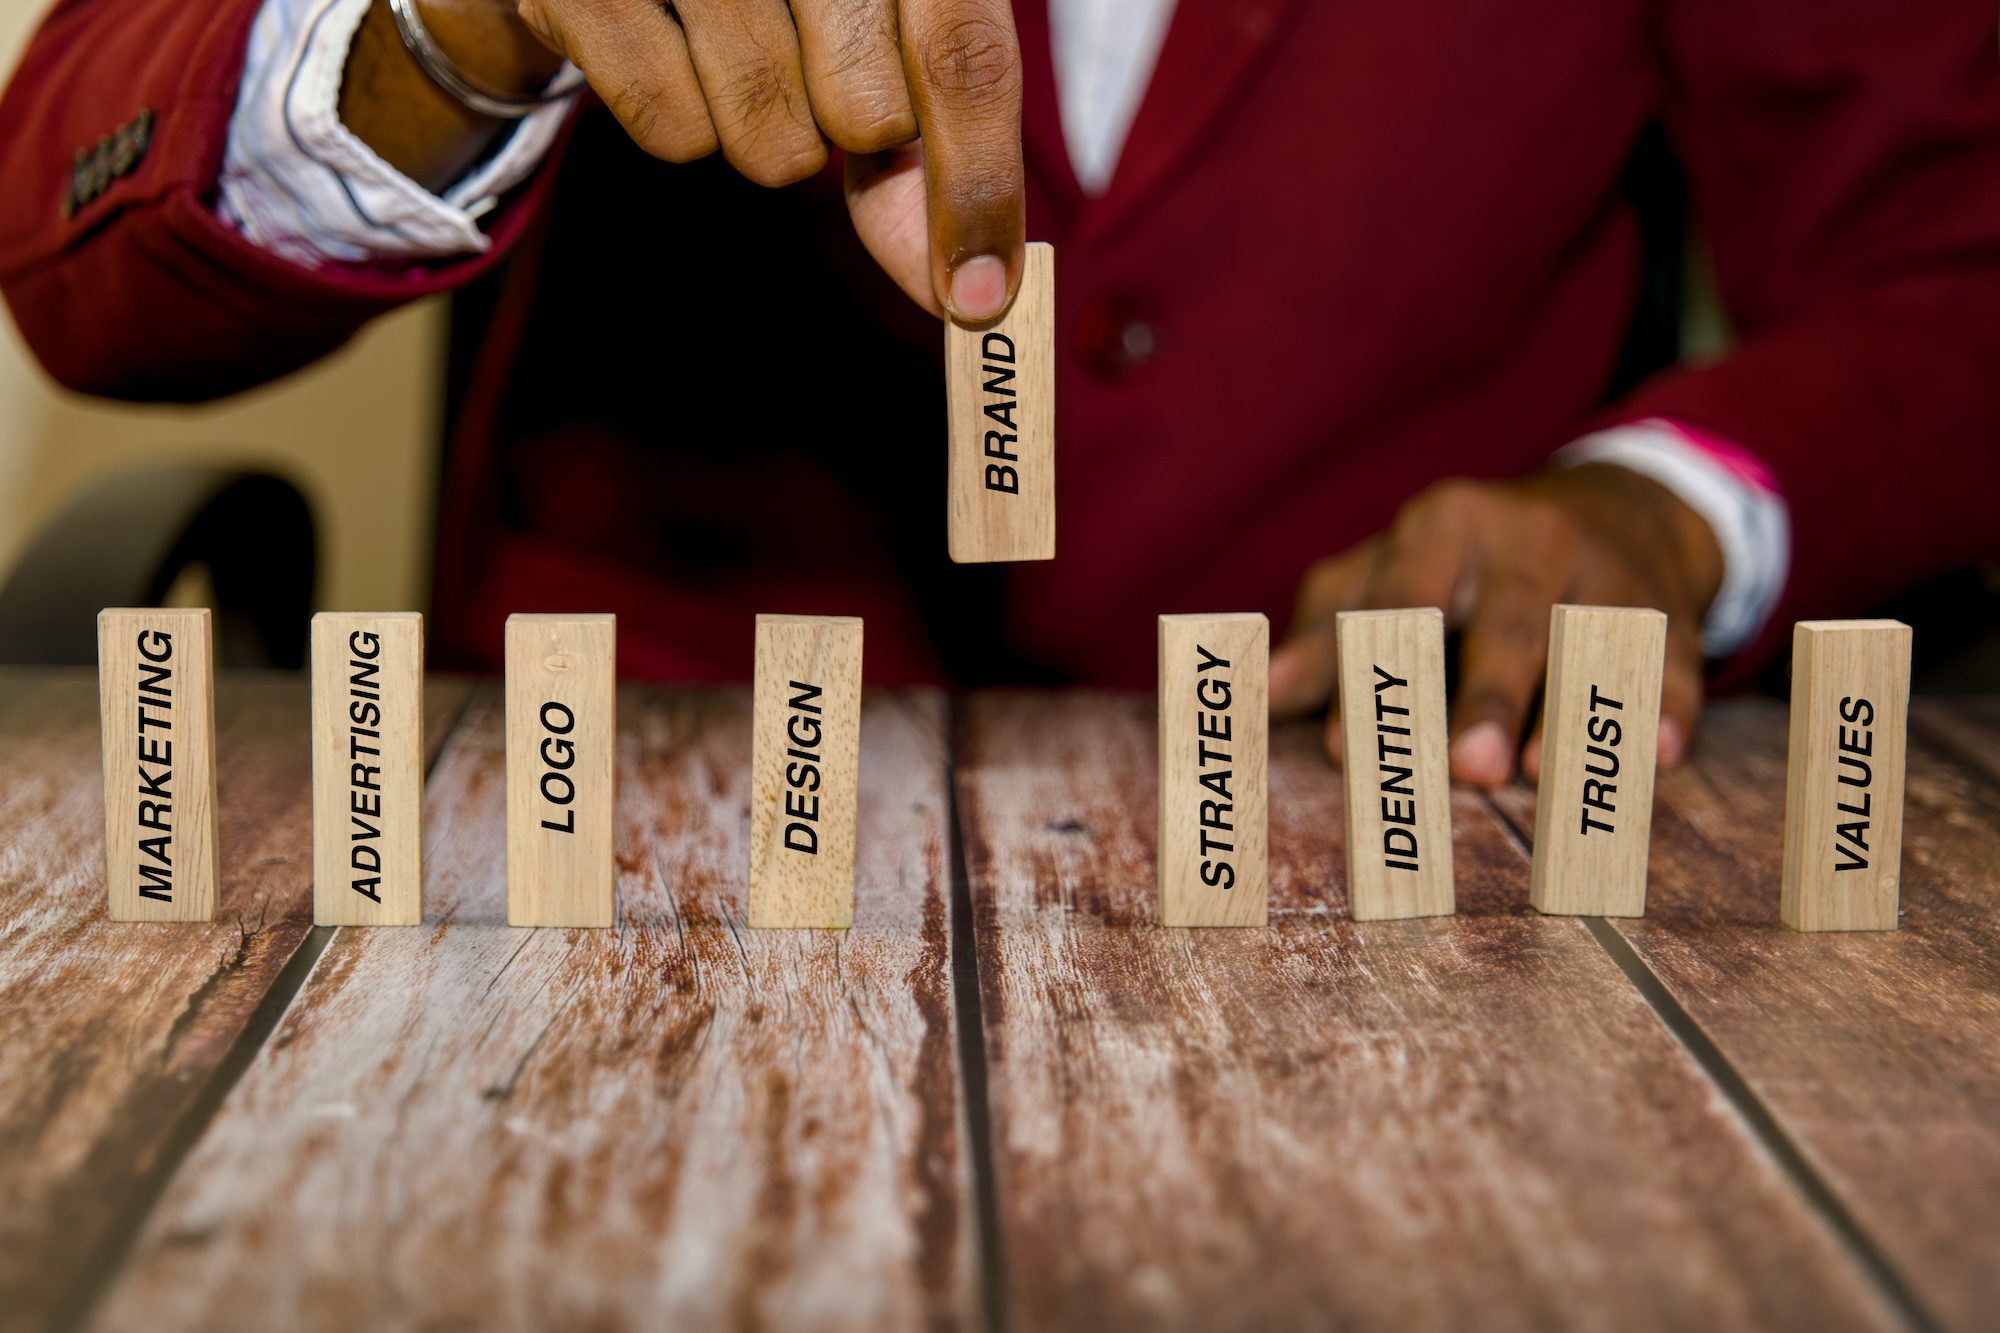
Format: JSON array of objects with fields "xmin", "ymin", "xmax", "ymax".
[{"xmin": 0, "ymin": 0, "xmax": 444, "ymax": 615}]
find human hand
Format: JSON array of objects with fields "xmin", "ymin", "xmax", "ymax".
[
  {"xmin": 1268, "ymin": 465, "xmax": 1726, "ymax": 786},
  {"xmin": 513, "ymin": 0, "xmax": 1026, "ymax": 321}
]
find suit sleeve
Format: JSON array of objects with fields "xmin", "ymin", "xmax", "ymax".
[
  {"xmin": 0, "ymin": 0, "xmax": 562, "ymax": 403},
  {"xmin": 1609, "ymin": 0, "xmax": 2000, "ymax": 668}
]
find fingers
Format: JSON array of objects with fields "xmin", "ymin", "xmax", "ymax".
[
  {"xmin": 1657, "ymin": 615, "xmax": 1704, "ymax": 768},
  {"xmin": 898, "ymin": 0, "xmax": 1027, "ymax": 321},
  {"xmin": 519, "ymin": 0, "xmax": 716, "ymax": 162},
  {"xmin": 1270, "ymin": 541, "xmax": 1377, "ymax": 720},
  {"xmin": 1448, "ymin": 526, "xmax": 1575, "ymax": 786},
  {"xmin": 844, "ymin": 143, "xmax": 939, "ymax": 312},
  {"xmin": 1361, "ymin": 481, "xmax": 1480, "ymax": 618},
  {"xmin": 670, "ymin": 0, "xmax": 828, "ymax": 186},
  {"xmin": 791, "ymin": 0, "xmax": 917, "ymax": 152}
]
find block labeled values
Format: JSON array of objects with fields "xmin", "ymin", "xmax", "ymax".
[
  {"xmin": 1336, "ymin": 608, "xmax": 1455, "ymax": 920},
  {"xmin": 748, "ymin": 615, "xmax": 863, "ymax": 929},
  {"xmin": 312, "ymin": 613, "xmax": 425, "ymax": 926},
  {"xmin": 1780, "ymin": 620, "xmax": 1912, "ymax": 932},
  {"xmin": 1528, "ymin": 604, "xmax": 1666, "ymax": 918},
  {"xmin": 947, "ymin": 241, "xmax": 1055, "ymax": 564},
  {"xmin": 98, "ymin": 607, "xmax": 219, "ymax": 922},
  {"xmin": 505, "ymin": 614, "xmax": 616, "ymax": 928},
  {"xmin": 1158, "ymin": 613, "xmax": 1268, "ymax": 927}
]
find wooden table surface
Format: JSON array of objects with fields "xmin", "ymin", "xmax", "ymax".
[{"xmin": 1, "ymin": 667, "xmax": 1995, "ymax": 1333}]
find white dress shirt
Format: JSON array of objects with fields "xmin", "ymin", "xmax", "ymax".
[{"xmin": 217, "ymin": 0, "xmax": 1788, "ymax": 654}]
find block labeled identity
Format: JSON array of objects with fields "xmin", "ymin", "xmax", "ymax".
[
  {"xmin": 1528, "ymin": 604, "xmax": 1666, "ymax": 917},
  {"xmin": 947, "ymin": 241, "xmax": 1055, "ymax": 564},
  {"xmin": 1780, "ymin": 620, "xmax": 1912, "ymax": 932},
  {"xmin": 312, "ymin": 613, "xmax": 425, "ymax": 926},
  {"xmin": 748, "ymin": 615, "xmax": 863, "ymax": 929},
  {"xmin": 1337, "ymin": 608, "xmax": 1454, "ymax": 920},
  {"xmin": 506, "ymin": 614, "xmax": 616, "ymax": 928},
  {"xmin": 1159, "ymin": 613, "xmax": 1268, "ymax": 927},
  {"xmin": 98, "ymin": 607, "xmax": 219, "ymax": 922}
]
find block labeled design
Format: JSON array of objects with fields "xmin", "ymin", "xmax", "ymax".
[{"xmin": 749, "ymin": 615, "xmax": 863, "ymax": 928}]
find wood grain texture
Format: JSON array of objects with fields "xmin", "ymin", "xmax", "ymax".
[
  {"xmin": 1493, "ymin": 698, "xmax": 2000, "ymax": 1333},
  {"xmin": 946, "ymin": 242, "xmax": 1055, "ymax": 564},
  {"xmin": 957, "ymin": 692, "xmax": 1902, "ymax": 1332},
  {"xmin": 749, "ymin": 615, "xmax": 863, "ymax": 928},
  {"xmin": 505, "ymin": 614, "xmax": 616, "ymax": 928},
  {"xmin": 0, "ymin": 668, "xmax": 468, "ymax": 1333},
  {"xmin": 1781, "ymin": 620, "xmax": 1912, "ymax": 932},
  {"xmin": 91, "ymin": 687, "xmax": 976, "ymax": 1333},
  {"xmin": 1337, "ymin": 608, "xmax": 1454, "ymax": 920},
  {"xmin": 98, "ymin": 608, "xmax": 219, "ymax": 921},
  {"xmin": 1158, "ymin": 614, "xmax": 1268, "ymax": 926},
  {"xmin": 1528, "ymin": 604, "xmax": 1666, "ymax": 917},
  {"xmin": 313, "ymin": 613, "xmax": 425, "ymax": 926}
]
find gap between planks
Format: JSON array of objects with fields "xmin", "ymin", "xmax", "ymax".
[
  {"xmin": 1474, "ymin": 785, "xmax": 1942, "ymax": 1333},
  {"xmin": 54, "ymin": 685, "xmax": 480, "ymax": 1333}
]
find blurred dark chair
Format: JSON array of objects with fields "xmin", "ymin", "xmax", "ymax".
[{"xmin": 0, "ymin": 464, "xmax": 315, "ymax": 668}]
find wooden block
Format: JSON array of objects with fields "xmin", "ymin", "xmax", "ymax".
[
  {"xmin": 748, "ymin": 614, "xmax": 863, "ymax": 928},
  {"xmin": 1780, "ymin": 619, "xmax": 1912, "ymax": 932},
  {"xmin": 97, "ymin": 608, "xmax": 220, "ymax": 922},
  {"xmin": 946, "ymin": 241, "xmax": 1055, "ymax": 563},
  {"xmin": 1336, "ymin": 608, "xmax": 1455, "ymax": 920},
  {"xmin": 505, "ymin": 614, "xmax": 616, "ymax": 927},
  {"xmin": 1158, "ymin": 613, "xmax": 1268, "ymax": 926},
  {"xmin": 311, "ymin": 613, "xmax": 425, "ymax": 926},
  {"xmin": 1528, "ymin": 604, "xmax": 1666, "ymax": 917}
]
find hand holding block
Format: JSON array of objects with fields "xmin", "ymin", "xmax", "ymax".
[
  {"xmin": 1158, "ymin": 614, "xmax": 1268, "ymax": 927},
  {"xmin": 1780, "ymin": 620, "xmax": 1912, "ymax": 932},
  {"xmin": 312, "ymin": 613, "xmax": 424, "ymax": 926},
  {"xmin": 1336, "ymin": 608, "xmax": 1454, "ymax": 920},
  {"xmin": 947, "ymin": 241, "xmax": 1054, "ymax": 563},
  {"xmin": 1528, "ymin": 604, "xmax": 1666, "ymax": 917},
  {"xmin": 98, "ymin": 608, "xmax": 219, "ymax": 922},
  {"xmin": 749, "ymin": 615, "xmax": 863, "ymax": 928},
  {"xmin": 506, "ymin": 614, "xmax": 616, "ymax": 928}
]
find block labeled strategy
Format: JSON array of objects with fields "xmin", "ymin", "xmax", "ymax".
[
  {"xmin": 312, "ymin": 612, "xmax": 424, "ymax": 926},
  {"xmin": 1158, "ymin": 613, "xmax": 1268, "ymax": 927},
  {"xmin": 98, "ymin": 607, "xmax": 220, "ymax": 922},
  {"xmin": 1336, "ymin": 608, "xmax": 1454, "ymax": 920},
  {"xmin": 1529, "ymin": 604, "xmax": 1666, "ymax": 918},
  {"xmin": 1781, "ymin": 619, "xmax": 1912, "ymax": 932},
  {"xmin": 506, "ymin": 614, "xmax": 616, "ymax": 928},
  {"xmin": 946, "ymin": 241, "xmax": 1054, "ymax": 563},
  {"xmin": 749, "ymin": 615, "xmax": 863, "ymax": 929}
]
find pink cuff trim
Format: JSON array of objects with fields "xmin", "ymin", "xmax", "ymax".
[{"xmin": 1632, "ymin": 417, "xmax": 1782, "ymax": 495}]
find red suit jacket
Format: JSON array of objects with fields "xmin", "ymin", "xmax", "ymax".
[{"xmin": 4, "ymin": 0, "xmax": 1999, "ymax": 685}]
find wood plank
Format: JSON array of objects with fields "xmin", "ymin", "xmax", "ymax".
[
  {"xmin": 1492, "ymin": 697, "xmax": 2000, "ymax": 1333},
  {"xmin": 90, "ymin": 686, "xmax": 976, "ymax": 1332},
  {"xmin": 0, "ymin": 666, "xmax": 469, "ymax": 1333},
  {"xmin": 312, "ymin": 613, "xmax": 426, "ymax": 926},
  {"xmin": 1157, "ymin": 614, "xmax": 1268, "ymax": 927},
  {"xmin": 946, "ymin": 241, "xmax": 1056, "ymax": 564},
  {"xmin": 957, "ymin": 691, "xmax": 1902, "ymax": 1332},
  {"xmin": 749, "ymin": 615, "xmax": 864, "ymax": 928}
]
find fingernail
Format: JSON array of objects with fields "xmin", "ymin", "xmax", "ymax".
[
  {"xmin": 1451, "ymin": 721, "xmax": 1510, "ymax": 787},
  {"xmin": 1658, "ymin": 716, "xmax": 1685, "ymax": 767},
  {"xmin": 948, "ymin": 255, "xmax": 1007, "ymax": 321}
]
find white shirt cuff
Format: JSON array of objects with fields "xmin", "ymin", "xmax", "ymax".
[
  {"xmin": 218, "ymin": 0, "xmax": 571, "ymax": 266},
  {"xmin": 1553, "ymin": 422, "xmax": 1791, "ymax": 657}
]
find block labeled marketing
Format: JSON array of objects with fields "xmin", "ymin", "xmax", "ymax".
[
  {"xmin": 98, "ymin": 607, "xmax": 219, "ymax": 922},
  {"xmin": 1528, "ymin": 604, "xmax": 1666, "ymax": 918},
  {"xmin": 312, "ymin": 612, "xmax": 425, "ymax": 926},
  {"xmin": 749, "ymin": 615, "xmax": 863, "ymax": 929},
  {"xmin": 1159, "ymin": 613, "xmax": 1268, "ymax": 927},
  {"xmin": 1337, "ymin": 608, "xmax": 1454, "ymax": 920},
  {"xmin": 1780, "ymin": 619, "xmax": 1912, "ymax": 932},
  {"xmin": 506, "ymin": 613, "xmax": 616, "ymax": 928},
  {"xmin": 946, "ymin": 241, "xmax": 1055, "ymax": 564}
]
